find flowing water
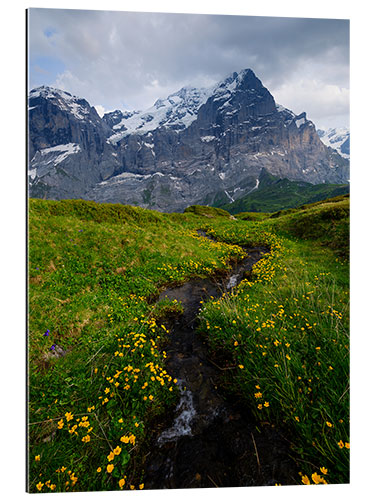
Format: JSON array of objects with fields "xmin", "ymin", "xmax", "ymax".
[{"xmin": 143, "ymin": 242, "xmax": 298, "ymax": 489}]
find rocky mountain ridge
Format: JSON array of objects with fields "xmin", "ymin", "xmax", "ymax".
[{"xmin": 28, "ymin": 69, "xmax": 349, "ymax": 212}]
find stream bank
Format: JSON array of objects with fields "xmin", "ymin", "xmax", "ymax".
[{"xmin": 143, "ymin": 244, "xmax": 298, "ymax": 489}]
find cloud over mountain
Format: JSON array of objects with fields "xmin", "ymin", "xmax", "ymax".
[{"xmin": 28, "ymin": 9, "xmax": 349, "ymax": 129}]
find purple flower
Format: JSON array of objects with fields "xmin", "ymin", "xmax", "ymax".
[
  {"xmin": 50, "ymin": 344, "xmax": 56, "ymax": 351},
  {"xmin": 43, "ymin": 329, "xmax": 50, "ymax": 337}
]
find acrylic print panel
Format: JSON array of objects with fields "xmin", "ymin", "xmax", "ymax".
[{"xmin": 27, "ymin": 6, "xmax": 349, "ymax": 493}]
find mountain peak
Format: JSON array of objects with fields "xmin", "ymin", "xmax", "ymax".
[
  {"xmin": 30, "ymin": 86, "xmax": 76, "ymax": 100},
  {"xmin": 28, "ymin": 86, "xmax": 95, "ymax": 121},
  {"xmin": 108, "ymin": 84, "xmax": 213, "ymax": 143},
  {"xmin": 107, "ymin": 68, "xmax": 269, "ymax": 143},
  {"xmin": 28, "ymin": 69, "xmax": 349, "ymax": 212},
  {"xmin": 215, "ymin": 68, "xmax": 262, "ymax": 92}
]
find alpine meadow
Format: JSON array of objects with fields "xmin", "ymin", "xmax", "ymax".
[{"xmin": 27, "ymin": 8, "xmax": 350, "ymax": 493}]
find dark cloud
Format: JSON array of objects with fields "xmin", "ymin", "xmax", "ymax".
[{"xmin": 28, "ymin": 9, "xmax": 349, "ymax": 128}]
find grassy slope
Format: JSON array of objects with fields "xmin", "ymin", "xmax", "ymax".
[
  {"xmin": 28, "ymin": 199, "xmax": 246, "ymax": 493},
  {"xmin": 28, "ymin": 197, "xmax": 349, "ymax": 491},
  {"xmin": 220, "ymin": 177, "xmax": 349, "ymax": 214},
  {"xmin": 199, "ymin": 196, "xmax": 349, "ymax": 485}
]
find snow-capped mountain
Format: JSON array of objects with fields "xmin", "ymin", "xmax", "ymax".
[
  {"xmin": 317, "ymin": 128, "xmax": 350, "ymax": 160},
  {"xmin": 106, "ymin": 85, "xmax": 214, "ymax": 143},
  {"xmin": 105, "ymin": 69, "xmax": 275, "ymax": 143},
  {"xmin": 28, "ymin": 69, "xmax": 349, "ymax": 212},
  {"xmin": 102, "ymin": 109, "xmax": 139, "ymax": 129},
  {"xmin": 28, "ymin": 86, "xmax": 100, "ymax": 122},
  {"xmin": 28, "ymin": 85, "xmax": 118, "ymax": 198}
]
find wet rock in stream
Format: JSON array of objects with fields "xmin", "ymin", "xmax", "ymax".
[{"xmin": 143, "ymin": 246, "xmax": 298, "ymax": 489}]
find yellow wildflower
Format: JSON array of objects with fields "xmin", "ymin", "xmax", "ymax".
[
  {"xmin": 36, "ymin": 482, "xmax": 44, "ymax": 491},
  {"xmin": 97, "ymin": 467, "xmax": 102, "ymax": 473},
  {"xmin": 345, "ymin": 442, "xmax": 350, "ymax": 449},
  {"xmin": 320, "ymin": 467, "xmax": 328, "ymax": 475},
  {"xmin": 129, "ymin": 434, "xmax": 136, "ymax": 445},
  {"xmin": 238, "ymin": 364, "xmax": 244, "ymax": 369},
  {"xmin": 70, "ymin": 473, "xmax": 78, "ymax": 485},
  {"xmin": 81, "ymin": 434, "xmax": 90, "ymax": 443},
  {"xmin": 301, "ymin": 475, "xmax": 310, "ymax": 485},
  {"xmin": 65, "ymin": 412, "xmax": 73, "ymax": 422},
  {"xmin": 35, "ymin": 455, "xmax": 41, "ymax": 461},
  {"xmin": 326, "ymin": 421, "xmax": 333, "ymax": 427},
  {"xmin": 107, "ymin": 451, "xmax": 115, "ymax": 462},
  {"xmin": 338, "ymin": 440, "xmax": 344, "ymax": 448},
  {"xmin": 311, "ymin": 473, "xmax": 325, "ymax": 484},
  {"xmin": 113, "ymin": 446, "xmax": 122, "ymax": 455},
  {"xmin": 107, "ymin": 464, "xmax": 114, "ymax": 473},
  {"xmin": 119, "ymin": 478, "xmax": 125, "ymax": 489},
  {"xmin": 57, "ymin": 419, "xmax": 64, "ymax": 429},
  {"xmin": 139, "ymin": 484, "xmax": 144, "ymax": 489}
]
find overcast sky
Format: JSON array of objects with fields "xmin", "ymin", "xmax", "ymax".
[{"xmin": 27, "ymin": 8, "xmax": 349, "ymax": 129}]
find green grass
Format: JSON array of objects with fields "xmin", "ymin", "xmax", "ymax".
[
  {"xmin": 28, "ymin": 196, "xmax": 349, "ymax": 491},
  {"xmin": 271, "ymin": 196, "xmax": 349, "ymax": 258},
  {"xmin": 198, "ymin": 200, "xmax": 349, "ymax": 485},
  {"xmin": 28, "ymin": 198, "xmax": 246, "ymax": 493},
  {"xmin": 183, "ymin": 204, "xmax": 232, "ymax": 218}
]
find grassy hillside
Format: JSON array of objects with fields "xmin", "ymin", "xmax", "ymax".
[
  {"xmin": 28, "ymin": 199, "xmax": 246, "ymax": 493},
  {"xmin": 183, "ymin": 204, "xmax": 232, "ymax": 218},
  {"xmin": 219, "ymin": 171, "xmax": 349, "ymax": 214},
  {"xmin": 28, "ymin": 197, "xmax": 349, "ymax": 491}
]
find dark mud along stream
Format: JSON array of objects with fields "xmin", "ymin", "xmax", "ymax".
[{"xmin": 143, "ymin": 234, "xmax": 298, "ymax": 489}]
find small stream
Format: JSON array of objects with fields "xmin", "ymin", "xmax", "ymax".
[{"xmin": 143, "ymin": 241, "xmax": 297, "ymax": 489}]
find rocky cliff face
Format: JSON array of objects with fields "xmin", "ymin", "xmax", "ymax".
[
  {"xmin": 28, "ymin": 70, "xmax": 349, "ymax": 211},
  {"xmin": 28, "ymin": 87, "xmax": 119, "ymax": 199}
]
